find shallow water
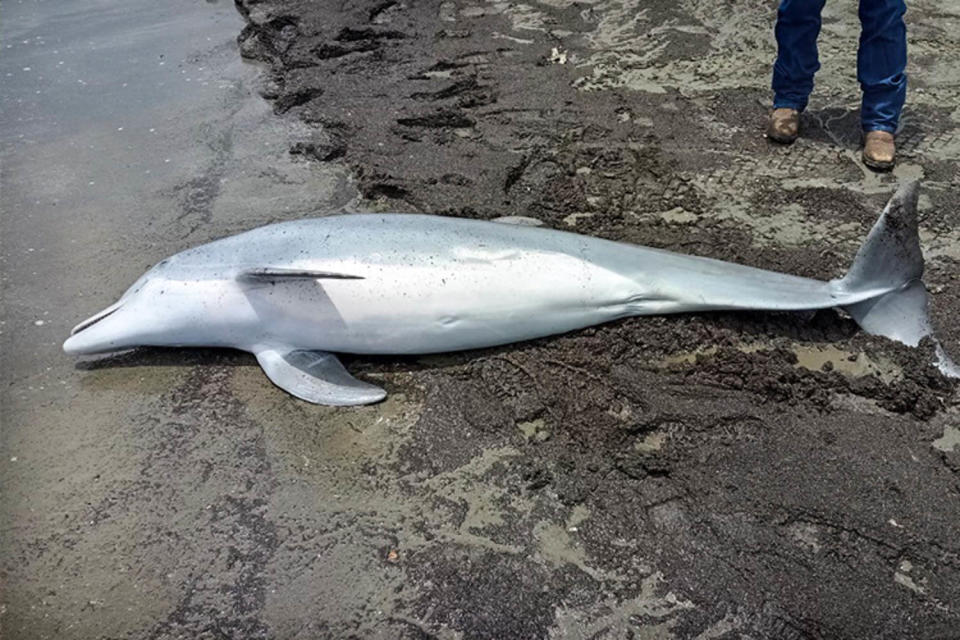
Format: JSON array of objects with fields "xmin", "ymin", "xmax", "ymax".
[
  {"xmin": 1, "ymin": 1, "xmax": 355, "ymax": 637},
  {"xmin": 1, "ymin": 0, "xmax": 353, "ymax": 373}
]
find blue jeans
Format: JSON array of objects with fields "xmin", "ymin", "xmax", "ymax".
[{"xmin": 772, "ymin": 0, "xmax": 907, "ymax": 133}]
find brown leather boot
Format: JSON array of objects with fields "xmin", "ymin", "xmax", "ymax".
[
  {"xmin": 766, "ymin": 108, "xmax": 800, "ymax": 144},
  {"xmin": 862, "ymin": 130, "xmax": 895, "ymax": 171}
]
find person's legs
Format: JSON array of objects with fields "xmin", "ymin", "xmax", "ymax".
[
  {"xmin": 772, "ymin": 0, "xmax": 828, "ymax": 112},
  {"xmin": 858, "ymin": 0, "xmax": 907, "ymax": 134}
]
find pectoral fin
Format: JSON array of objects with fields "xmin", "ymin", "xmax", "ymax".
[{"xmin": 254, "ymin": 348, "xmax": 386, "ymax": 406}]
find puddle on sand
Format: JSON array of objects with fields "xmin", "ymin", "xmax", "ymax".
[
  {"xmin": 635, "ymin": 431, "xmax": 667, "ymax": 452},
  {"xmin": 518, "ymin": 417, "xmax": 549, "ymax": 441},
  {"xmin": 791, "ymin": 344, "xmax": 902, "ymax": 383},
  {"xmin": 659, "ymin": 345, "xmax": 721, "ymax": 366},
  {"xmin": 659, "ymin": 342, "xmax": 902, "ymax": 382},
  {"xmin": 550, "ymin": 572, "xmax": 696, "ymax": 640},
  {"xmin": 932, "ymin": 425, "xmax": 960, "ymax": 452},
  {"xmin": 534, "ymin": 521, "xmax": 602, "ymax": 580}
]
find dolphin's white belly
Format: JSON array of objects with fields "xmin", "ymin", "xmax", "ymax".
[{"xmin": 255, "ymin": 247, "xmax": 638, "ymax": 354}]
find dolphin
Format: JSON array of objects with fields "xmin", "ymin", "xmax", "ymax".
[{"xmin": 64, "ymin": 181, "xmax": 955, "ymax": 405}]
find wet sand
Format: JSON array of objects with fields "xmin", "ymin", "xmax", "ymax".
[{"xmin": 3, "ymin": 0, "xmax": 960, "ymax": 638}]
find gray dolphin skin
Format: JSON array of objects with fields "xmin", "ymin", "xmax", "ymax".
[{"xmin": 64, "ymin": 181, "xmax": 955, "ymax": 405}]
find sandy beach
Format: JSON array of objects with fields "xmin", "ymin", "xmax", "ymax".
[{"xmin": 3, "ymin": 0, "xmax": 960, "ymax": 638}]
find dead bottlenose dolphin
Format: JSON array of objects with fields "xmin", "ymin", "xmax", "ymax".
[{"xmin": 63, "ymin": 181, "xmax": 955, "ymax": 405}]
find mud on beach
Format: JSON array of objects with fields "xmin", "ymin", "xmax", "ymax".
[
  {"xmin": 3, "ymin": 0, "xmax": 960, "ymax": 638},
  {"xmin": 225, "ymin": 1, "xmax": 960, "ymax": 637}
]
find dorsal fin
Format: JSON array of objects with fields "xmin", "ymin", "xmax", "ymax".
[{"xmin": 238, "ymin": 268, "xmax": 364, "ymax": 282}]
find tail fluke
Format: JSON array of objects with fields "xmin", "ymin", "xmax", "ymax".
[
  {"xmin": 837, "ymin": 180, "xmax": 923, "ymax": 297},
  {"xmin": 835, "ymin": 181, "xmax": 956, "ymax": 377},
  {"xmin": 844, "ymin": 280, "xmax": 932, "ymax": 347}
]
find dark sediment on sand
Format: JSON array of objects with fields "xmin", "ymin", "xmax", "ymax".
[{"xmin": 224, "ymin": 0, "xmax": 960, "ymax": 638}]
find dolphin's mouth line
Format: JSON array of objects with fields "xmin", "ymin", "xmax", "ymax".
[{"xmin": 70, "ymin": 301, "xmax": 123, "ymax": 336}]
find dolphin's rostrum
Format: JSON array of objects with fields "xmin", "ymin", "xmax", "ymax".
[{"xmin": 64, "ymin": 182, "xmax": 955, "ymax": 405}]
